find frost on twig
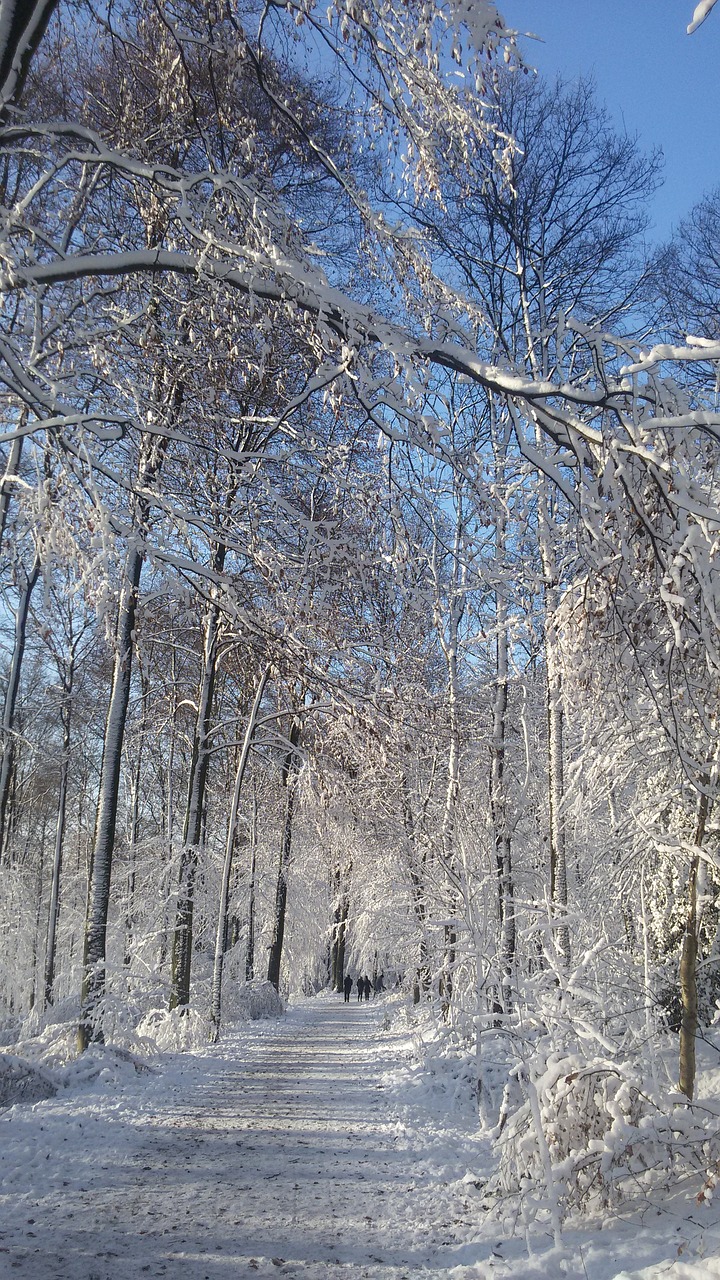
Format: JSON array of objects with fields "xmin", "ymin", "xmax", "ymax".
[{"xmin": 688, "ymin": 0, "xmax": 719, "ymax": 34}]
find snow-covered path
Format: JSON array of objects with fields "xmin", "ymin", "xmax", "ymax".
[
  {"xmin": 0, "ymin": 996, "xmax": 487, "ymax": 1280},
  {"xmin": 5, "ymin": 995, "xmax": 720, "ymax": 1280}
]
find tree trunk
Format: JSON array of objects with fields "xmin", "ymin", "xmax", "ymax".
[
  {"xmin": 158, "ymin": 643, "xmax": 179, "ymax": 972},
  {"xmin": 439, "ymin": 523, "xmax": 464, "ymax": 1019},
  {"xmin": 78, "ymin": 416, "xmax": 167, "ymax": 1049},
  {"xmin": 679, "ymin": 790, "xmax": 710, "ymax": 1100},
  {"xmin": 266, "ymin": 718, "xmax": 302, "ymax": 992},
  {"xmin": 209, "ymin": 666, "xmax": 270, "ymax": 1042},
  {"xmin": 78, "ymin": 542, "xmax": 143, "ymax": 1049},
  {"xmin": 44, "ymin": 654, "xmax": 74, "ymax": 1008},
  {"xmin": 330, "ymin": 868, "xmax": 341, "ymax": 991},
  {"xmin": 335, "ymin": 902, "xmax": 348, "ymax": 991},
  {"xmin": 330, "ymin": 867, "xmax": 350, "ymax": 992},
  {"xmin": 489, "ymin": 423, "xmax": 515, "ymax": 1011},
  {"xmin": 534, "ymin": 421, "xmax": 570, "ymax": 970},
  {"xmin": 29, "ymin": 816, "xmax": 47, "ymax": 1010},
  {"xmin": 170, "ymin": 558, "xmax": 225, "ymax": 1011},
  {"xmin": 0, "ymin": 0, "xmax": 61, "ymax": 107},
  {"xmin": 401, "ymin": 771, "xmax": 430, "ymax": 1004},
  {"xmin": 491, "ymin": 586, "xmax": 515, "ymax": 1011},
  {"xmin": 124, "ymin": 660, "xmax": 148, "ymax": 972},
  {"xmin": 246, "ymin": 779, "xmax": 258, "ymax": 981},
  {"xmin": 0, "ymin": 553, "xmax": 40, "ymax": 863},
  {"xmin": 545, "ymin": 630, "xmax": 569, "ymax": 968},
  {"xmin": 0, "ymin": 431, "xmax": 23, "ymax": 553}
]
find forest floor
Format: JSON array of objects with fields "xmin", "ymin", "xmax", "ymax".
[{"xmin": 2, "ymin": 993, "xmax": 720, "ymax": 1279}]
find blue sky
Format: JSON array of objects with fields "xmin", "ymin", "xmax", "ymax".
[{"xmin": 506, "ymin": 2, "xmax": 720, "ymax": 243}]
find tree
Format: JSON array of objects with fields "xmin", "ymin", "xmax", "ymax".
[
  {"xmin": 652, "ymin": 188, "xmax": 720, "ymax": 401},
  {"xmin": 1, "ymin": 0, "xmax": 720, "ymax": 1097},
  {"xmin": 405, "ymin": 71, "xmax": 660, "ymax": 965},
  {"xmin": 41, "ymin": 587, "xmax": 94, "ymax": 1008},
  {"xmin": 266, "ymin": 711, "xmax": 303, "ymax": 992},
  {"xmin": 209, "ymin": 663, "xmax": 270, "ymax": 1041}
]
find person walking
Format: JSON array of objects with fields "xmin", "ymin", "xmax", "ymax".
[
  {"xmin": 343, "ymin": 974, "xmax": 353, "ymax": 1002},
  {"xmin": 356, "ymin": 975, "xmax": 364, "ymax": 1002},
  {"xmin": 363, "ymin": 975, "xmax": 371, "ymax": 1002}
]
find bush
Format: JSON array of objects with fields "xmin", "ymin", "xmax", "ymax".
[
  {"xmin": 491, "ymin": 1052, "xmax": 720, "ymax": 1222},
  {"xmin": 230, "ymin": 980, "xmax": 285, "ymax": 1022},
  {"xmin": 0, "ymin": 1053, "xmax": 57, "ymax": 1109}
]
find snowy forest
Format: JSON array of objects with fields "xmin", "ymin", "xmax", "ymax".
[{"xmin": 2, "ymin": 0, "xmax": 720, "ymax": 1247}]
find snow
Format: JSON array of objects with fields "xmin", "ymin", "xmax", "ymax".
[
  {"xmin": 688, "ymin": 0, "xmax": 720, "ymax": 34},
  {"xmin": 0, "ymin": 1054, "xmax": 56, "ymax": 1109},
  {"xmin": 2, "ymin": 994, "xmax": 720, "ymax": 1279}
]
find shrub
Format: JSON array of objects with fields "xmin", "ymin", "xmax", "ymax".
[{"xmin": 491, "ymin": 1052, "xmax": 720, "ymax": 1223}]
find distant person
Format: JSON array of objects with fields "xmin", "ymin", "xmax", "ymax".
[
  {"xmin": 363, "ymin": 975, "xmax": 371, "ymax": 1002},
  {"xmin": 373, "ymin": 973, "xmax": 384, "ymax": 997},
  {"xmin": 357, "ymin": 975, "xmax": 364, "ymax": 1001},
  {"xmin": 343, "ymin": 974, "xmax": 353, "ymax": 1002}
]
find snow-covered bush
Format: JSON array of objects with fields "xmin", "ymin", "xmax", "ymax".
[
  {"xmin": 225, "ymin": 980, "xmax": 285, "ymax": 1022},
  {"xmin": 5, "ymin": 1013, "xmax": 156, "ymax": 1092},
  {"xmin": 491, "ymin": 1052, "xmax": 720, "ymax": 1222},
  {"xmin": 0, "ymin": 1006, "xmax": 20, "ymax": 1047},
  {"xmin": 3, "ymin": 1039, "xmax": 157, "ymax": 1096},
  {"xmin": 0, "ymin": 1053, "xmax": 57, "ymax": 1108},
  {"xmin": 395, "ymin": 999, "xmax": 509, "ymax": 1127},
  {"xmin": 57, "ymin": 1044, "xmax": 155, "ymax": 1088},
  {"xmin": 10, "ymin": 1016, "xmax": 84, "ymax": 1069},
  {"xmin": 136, "ymin": 1006, "xmax": 209, "ymax": 1052},
  {"xmin": 135, "ymin": 981, "xmax": 283, "ymax": 1051}
]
